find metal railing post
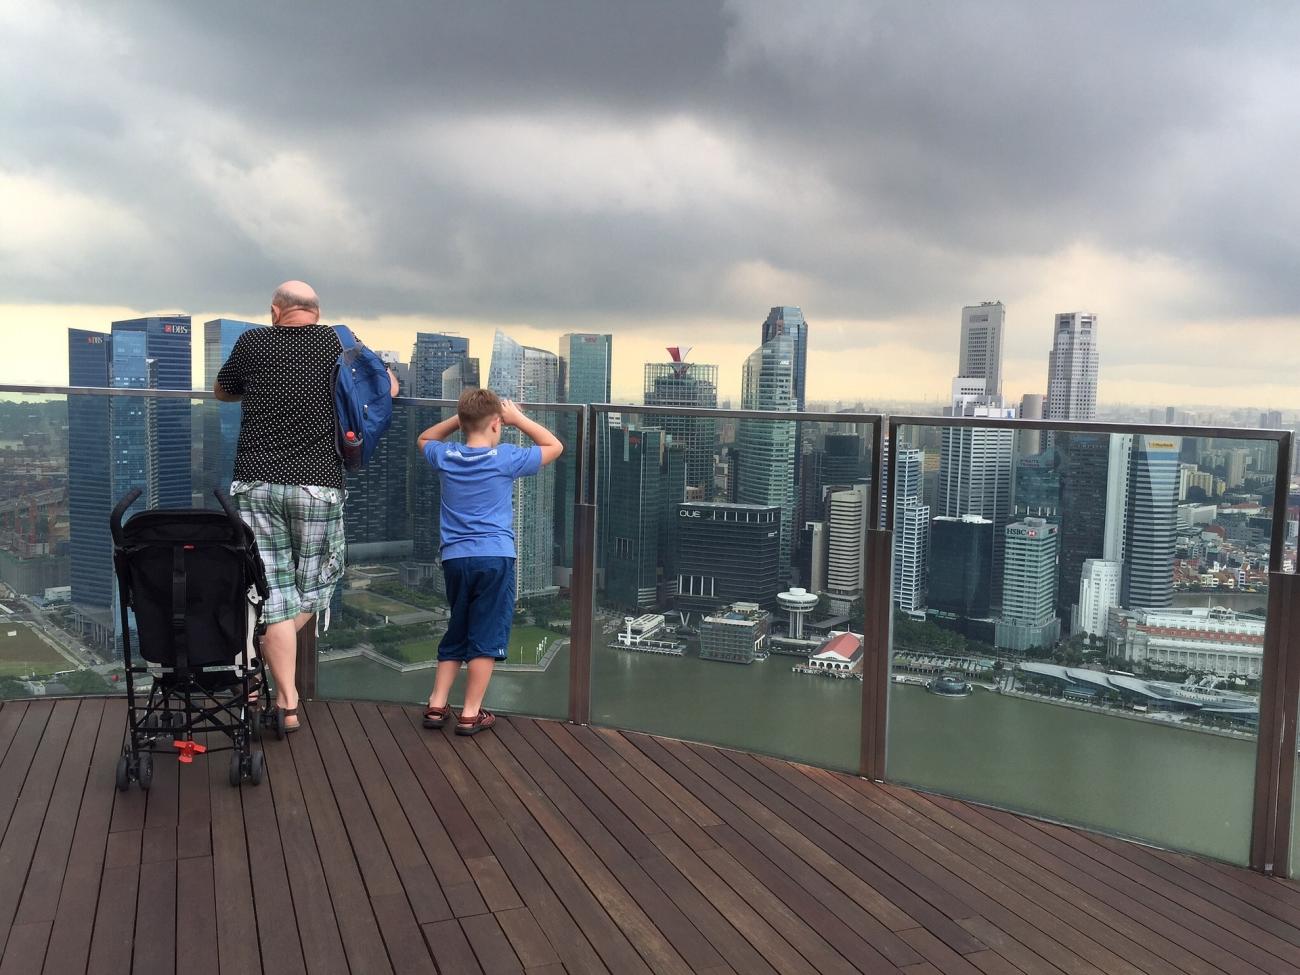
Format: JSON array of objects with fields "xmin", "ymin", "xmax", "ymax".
[
  {"xmin": 861, "ymin": 527, "xmax": 894, "ymax": 781},
  {"xmin": 568, "ymin": 405, "xmax": 596, "ymax": 725}
]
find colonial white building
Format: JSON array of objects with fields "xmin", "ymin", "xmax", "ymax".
[{"xmin": 1107, "ymin": 606, "xmax": 1265, "ymax": 677}]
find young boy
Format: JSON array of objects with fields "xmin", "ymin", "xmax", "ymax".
[{"xmin": 416, "ymin": 389, "xmax": 563, "ymax": 735}]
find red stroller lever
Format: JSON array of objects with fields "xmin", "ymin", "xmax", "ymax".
[{"xmin": 172, "ymin": 739, "xmax": 208, "ymax": 764}]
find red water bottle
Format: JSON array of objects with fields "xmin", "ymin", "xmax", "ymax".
[{"xmin": 342, "ymin": 429, "xmax": 364, "ymax": 468}]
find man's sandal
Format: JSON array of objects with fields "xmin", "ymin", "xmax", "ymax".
[{"xmin": 423, "ymin": 704, "xmax": 452, "ymax": 729}]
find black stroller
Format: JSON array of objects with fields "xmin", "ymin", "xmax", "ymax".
[{"xmin": 110, "ymin": 487, "xmax": 269, "ymax": 789}]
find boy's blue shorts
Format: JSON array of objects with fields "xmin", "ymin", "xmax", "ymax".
[{"xmin": 439, "ymin": 556, "xmax": 515, "ymax": 662}]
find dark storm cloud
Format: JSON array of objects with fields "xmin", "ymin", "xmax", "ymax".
[{"xmin": 4, "ymin": 0, "xmax": 1300, "ymax": 345}]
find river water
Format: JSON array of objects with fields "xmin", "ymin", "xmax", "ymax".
[{"xmin": 321, "ymin": 640, "xmax": 1258, "ymax": 864}]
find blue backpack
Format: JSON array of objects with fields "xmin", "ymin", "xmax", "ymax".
[{"xmin": 332, "ymin": 325, "xmax": 393, "ymax": 470}]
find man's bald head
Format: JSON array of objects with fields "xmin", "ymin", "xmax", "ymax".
[{"xmin": 270, "ymin": 280, "xmax": 320, "ymax": 324}]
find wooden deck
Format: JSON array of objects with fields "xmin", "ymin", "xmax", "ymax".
[{"xmin": 2, "ymin": 699, "xmax": 1300, "ymax": 975}]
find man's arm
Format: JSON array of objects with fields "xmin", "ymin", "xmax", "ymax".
[
  {"xmin": 417, "ymin": 414, "xmax": 460, "ymax": 449},
  {"xmin": 501, "ymin": 399, "xmax": 563, "ymax": 466},
  {"xmin": 213, "ymin": 379, "xmax": 241, "ymax": 403}
]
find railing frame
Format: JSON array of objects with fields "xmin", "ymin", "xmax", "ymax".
[{"xmin": 5, "ymin": 384, "xmax": 1299, "ymax": 874}]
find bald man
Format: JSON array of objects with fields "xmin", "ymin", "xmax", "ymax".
[{"xmin": 214, "ymin": 281, "xmax": 397, "ymax": 732}]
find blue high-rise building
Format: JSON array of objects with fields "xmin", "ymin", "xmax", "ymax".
[
  {"xmin": 110, "ymin": 317, "xmax": 193, "ymax": 515},
  {"xmin": 203, "ymin": 319, "xmax": 261, "ymax": 493},
  {"xmin": 761, "ymin": 307, "xmax": 808, "ymax": 411},
  {"xmin": 67, "ymin": 329, "xmax": 113, "ymax": 617}
]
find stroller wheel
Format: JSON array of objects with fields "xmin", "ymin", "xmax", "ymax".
[
  {"xmin": 228, "ymin": 751, "xmax": 244, "ymax": 787},
  {"xmin": 137, "ymin": 752, "xmax": 154, "ymax": 791},
  {"xmin": 115, "ymin": 754, "xmax": 131, "ymax": 791},
  {"xmin": 249, "ymin": 751, "xmax": 265, "ymax": 786}
]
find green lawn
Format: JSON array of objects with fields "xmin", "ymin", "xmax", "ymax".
[
  {"xmin": 389, "ymin": 624, "xmax": 563, "ymax": 666},
  {"xmin": 0, "ymin": 624, "xmax": 68, "ymax": 678},
  {"xmin": 344, "ymin": 590, "xmax": 422, "ymax": 617}
]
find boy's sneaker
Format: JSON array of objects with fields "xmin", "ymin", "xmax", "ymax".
[{"xmin": 455, "ymin": 709, "xmax": 497, "ymax": 736}]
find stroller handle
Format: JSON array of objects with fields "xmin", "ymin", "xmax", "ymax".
[
  {"xmin": 213, "ymin": 489, "xmax": 247, "ymax": 538},
  {"xmin": 109, "ymin": 488, "xmax": 144, "ymax": 545}
]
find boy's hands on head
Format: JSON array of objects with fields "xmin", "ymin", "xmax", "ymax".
[{"xmin": 499, "ymin": 398, "xmax": 527, "ymax": 427}]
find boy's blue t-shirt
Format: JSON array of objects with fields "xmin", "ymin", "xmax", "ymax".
[{"xmin": 422, "ymin": 440, "xmax": 543, "ymax": 560}]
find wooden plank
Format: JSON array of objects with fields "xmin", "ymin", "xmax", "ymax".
[
  {"xmin": 283, "ymin": 705, "xmax": 394, "ymax": 975},
  {"xmin": 43, "ymin": 699, "xmax": 128, "ymax": 975},
  {"xmin": 493, "ymin": 720, "xmax": 721, "ymax": 973},
  {"xmin": 877, "ymin": 784, "xmax": 1221, "ymax": 975},
  {"xmin": 176, "ymin": 743, "xmax": 213, "ymax": 860},
  {"xmin": 495, "ymin": 907, "xmax": 562, "ymax": 970},
  {"xmin": 966, "ymin": 949, "xmax": 1029, "ymax": 975},
  {"xmin": 900, "ymin": 927, "xmax": 984, "ymax": 975},
  {"xmin": 206, "ymin": 712, "xmax": 261, "ymax": 975},
  {"xmin": 405, "ymin": 712, "xmax": 623, "ymax": 975},
  {"xmin": 421, "ymin": 918, "xmax": 483, "ymax": 975},
  {"xmin": 0, "ymin": 921, "xmax": 48, "ymax": 975},
  {"xmin": 465, "ymin": 856, "xmax": 525, "ymax": 912},
  {"xmin": 475, "ymin": 724, "xmax": 683, "ymax": 974},
  {"xmin": 239, "ymin": 743, "xmax": 306, "ymax": 975},
  {"xmin": 706, "ymin": 822, "xmax": 919, "ymax": 971},
  {"xmin": 460, "ymin": 913, "xmax": 524, "ymax": 973},
  {"xmin": 943, "ymin": 798, "xmax": 1278, "ymax": 975},
  {"xmin": 1144, "ymin": 843, "xmax": 1300, "ymax": 925},
  {"xmin": 957, "ymin": 917, "xmax": 1068, "ymax": 975},
  {"xmin": 648, "ymin": 829, "xmax": 819, "ymax": 975},
  {"xmin": 563, "ymin": 725, "xmax": 716, "ymax": 853},
  {"xmin": 305, "ymin": 704, "xmax": 436, "ymax": 974},
  {"xmin": 1025, "ymin": 815, "xmax": 1300, "ymax": 972},
  {"xmin": 0, "ymin": 702, "xmax": 51, "ymax": 843},
  {"xmin": 707, "ymin": 746, "xmax": 981, "ymax": 939},
  {"xmin": 537, "ymin": 722, "xmax": 670, "ymax": 839},
  {"xmin": 637, "ymin": 852, "xmax": 779, "ymax": 975},
  {"xmin": 14, "ymin": 699, "xmax": 104, "ymax": 924},
  {"xmin": 626, "ymin": 732, "xmax": 918, "ymax": 933},
  {"xmin": 325, "ymin": 703, "xmax": 451, "ymax": 924},
  {"xmin": 594, "ymin": 729, "xmax": 722, "ymax": 828},
  {"xmin": 696, "ymin": 842, "xmax": 874, "ymax": 975},
  {"xmin": 175, "ymin": 856, "xmax": 219, "ymax": 975},
  {"xmin": 777, "ymin": 764, "xmax": 1159, "ymax": 975},
  {"xmin": 132, "ymin": 858, "xmax": 177, "ymax": 975},
  {"xmin": 361, "ymin": 703, "xmax": 490, "ymax": 910},
  {"xmin": 257, "ymin": 728, "xmax": 349, "ymax": 975},
  {"xmin": 85, "ymin": 863, "xmax": 139, "ymax": 975},
  {"xmin": 0, "ymin": 700, "xmax": 79, "ymax": 958},
  {"xmin": 0, "ymin": 705, "xmax": 31, "ymax": 787}
]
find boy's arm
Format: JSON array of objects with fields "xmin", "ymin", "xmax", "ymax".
[
  {"xmin": 417, "ymin": 414, "xmax": 460, "ymax": 449},
  {"xmin": 501, "ymin": 399, "xmax": 563, "ymax": 466}
]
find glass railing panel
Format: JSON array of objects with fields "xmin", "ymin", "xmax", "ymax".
[
  {"xmin": 589, "ymin": 407, "xmax": 876, "ymax": 772},
  {"xmin": 315, "ymin": 398, "xmax": 575, "ymax": 720},
  {"xmin": 886, "ymin": 422, "xmax": 1277, "ymax": 864}
]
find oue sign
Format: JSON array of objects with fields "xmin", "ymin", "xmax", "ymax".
[{"xmin": 679, "ymin": 509, "xmax": 702, "ymax": 518}]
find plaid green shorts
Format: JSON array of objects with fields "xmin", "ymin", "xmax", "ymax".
[{"xmin": 230, "ymin": 481, "xmax": 346, "ymax": 625}]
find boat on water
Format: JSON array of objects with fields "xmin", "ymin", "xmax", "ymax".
[{"xmin": 926, "ymin": 674, "xmax": 973, "ymax": 698}]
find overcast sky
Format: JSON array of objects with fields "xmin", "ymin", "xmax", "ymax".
[{"xmin": 2, "ymin": 0, "xmax": 1298, "ymax": 407}]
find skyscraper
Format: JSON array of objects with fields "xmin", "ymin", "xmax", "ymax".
[
  {"xmin": 1074, "ymin": 559, "xmax": 1121, "ymax": 638},
  {"xmin": 761, "ymin": 306, "xmax": 808, "ymax": 411},
  {"xmin": 1018, "ymin": 392, "xmax": 1044, "ymax": 456},
  {"xmin": 603, "ymin": 426, "xmax": 665, "ymax": 610},
  {"xmin": 1056, "ymin": 433, "xmax": 1109, "ymax": 617},
  {"xmin": 928, "ymin": 515, "xmax": 994, "ymax": 619},
  {"xmin": 937, "ymin": 407, "xmax": 1015, "ymax": 602},
  {"xmin": 345, "ymin": 350, "xmax": 411, "ymax": 549},
  {"xmin": 67, "ymin": 329, "xmax": 113, "ymax": 620},
  {"xmin": 1045, "ymin": 312, "xmax": 1099, "ymax": 423},
  {"xmin": 996, "ymin": 517, "xmax": 1061, "ymax": 652},
  {"xmin": 826, "ymin": 483, "xmax": 868, "ymax": 602},
  {"xmin": 892, "ymin": 446, "xmax": 929, "ymax": 618},
  {"xmin": 202, "ymin": 319, "xmax": 261, "ymax": 493},
  {"xmin": 489, "ymin": 329, "xmax": 559, "ymax": 596},
  {"xmin": 959, "ymin": 302, "xmax": 1005, "ymax": 405},
  {"xmin": 409, "ymin": 333, "xmax": 471, "ymax": 562},
  {"xmin": 643, "ymin": 349, "xmax": 719, "ymax": 491},
  {"xmin": 1123, "ymin": 435, "xmax": 1181, "ymax": 609},
  {"xmin": 110, "ymin": 317, "xmax": 192, "ymax": 514},
  {"xmin": 737, "ymin": 332, "xmax": 797, "ymax": 569},
  {"xmin": 674, "ymin": 501, "xmax": 782, "ymax": 612},
  {"xmin": 557, "ymin": 333, "xmax": 613, "ymax": 574}
]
